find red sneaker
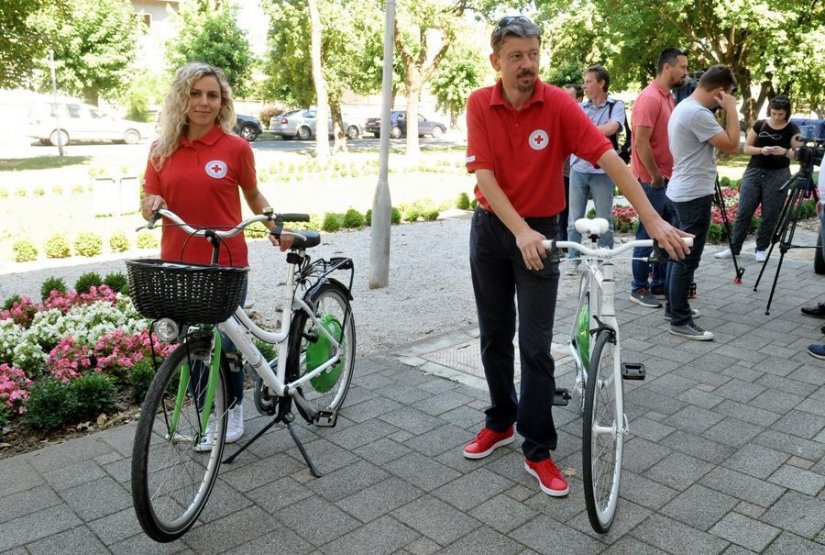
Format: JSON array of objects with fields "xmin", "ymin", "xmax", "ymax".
[
  {"xmin": 462, "ymin": 426, "xmax": 515, "ymax": 459},
  {"xmin": 524, "ymin": 458, "xmax": 569, "ymax": 497}
]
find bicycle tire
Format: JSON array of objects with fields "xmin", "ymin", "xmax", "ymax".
[
  {"xmin": 570, "ymin": 282, "xmax": 590, "ymax": 414},
  {"xmin": 289, "ymin": 280, "xmax": 355, "ymax": 419},
  {"xmin": 131, "ymin": 336, "xmax": 229, "ymax": 542},
  {"xmin": 582, "ymin": 329, "xmax": 624, "ymax": 533}
]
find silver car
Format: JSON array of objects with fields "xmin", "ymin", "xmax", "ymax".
[{"xmin": 271, "ymin": 109, "xmax": 362, "ymax": 140}]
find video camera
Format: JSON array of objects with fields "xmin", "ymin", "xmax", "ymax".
[
  {"xmin": 795, "ymin": 137, "xmax": 825, "ymax": 168},
  {"xmin": 674, "ymin": 71, "xmax": 705, "ymax": 105}
]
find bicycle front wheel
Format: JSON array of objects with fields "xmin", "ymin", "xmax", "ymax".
[
  {"xmin": 290, "ymin": 280, "xmax": 355, "ymax": 417},
  {"xmin": 131, "ymin": 337, "xmax": 229, "ymax": 542},
  {"xmin": 582, "ymin": 329, "xmax": 624, "ymax": 533}
]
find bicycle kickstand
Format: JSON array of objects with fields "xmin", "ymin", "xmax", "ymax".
[{"xmin": 223, "ymin": 412, "xmax": 322, "ymax": 477}]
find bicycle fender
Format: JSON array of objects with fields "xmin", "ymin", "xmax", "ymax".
[{"xmin": 305, "ymin": 277, "xmax": 353, "ymax": 303}]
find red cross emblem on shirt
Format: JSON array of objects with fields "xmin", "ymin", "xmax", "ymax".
[
  {"xmin": 529, "ymin": 129, "xmax": 549, "ymax": 151},
  {"xmin": 204, "ymin": 159, "xmax": 228, "ymax": 179}
]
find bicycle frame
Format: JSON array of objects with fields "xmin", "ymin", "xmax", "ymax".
[{"xmin": 147, "ymin": 208, "xmax": 351, "ymax": 433}]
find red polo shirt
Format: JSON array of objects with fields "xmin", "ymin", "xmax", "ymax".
[
  {"xmin": 465, "ymin": 79, "xmax": 612, "ymax": 217},
  {"xmin": 143, "ymin": 125, "xmax": 256, "ymax": 267},
  {"xmin": 630, "ymin": 80, "xmax": 675, "ymax": 182}
]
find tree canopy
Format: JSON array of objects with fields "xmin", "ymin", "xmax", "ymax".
[
  {"xmin": 165, "ymin": 0, "xmax": 254, "ymax": 97},
  {"xmin": 538, "ymin": 0, "xmax": 825, "ymax": 122},
  {"xmin": 29, "ymin": 0, "xmax": 135, "ymax": 106}
]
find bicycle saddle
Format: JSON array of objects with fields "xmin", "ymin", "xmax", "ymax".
[
  {"xmin": 288, "ymin": 230, "xmax": 321, "ymax": 249},
  {"xmin": 574, "ymin": 218, "xmax": 609, "ymax": 237}
]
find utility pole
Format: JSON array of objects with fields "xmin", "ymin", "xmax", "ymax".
[{"xmin": 369, "ymin": 0, "xmax": 395, "ymax": 289}]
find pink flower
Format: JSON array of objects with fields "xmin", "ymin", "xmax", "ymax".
[{"xmin": 0, "ymin": 363, "xmax": 33, "ymax": 413}]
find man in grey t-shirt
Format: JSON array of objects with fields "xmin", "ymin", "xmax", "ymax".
[{"xmin": 665, "ymin": 65, "xmax": 739, "ymax": 340}]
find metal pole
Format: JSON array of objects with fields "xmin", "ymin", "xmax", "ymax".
[
  {"xmin": 369, "ymin": 0, "xmax": 395, "ymax": 289},
  {"xmin": 49, "ymin": 50, "xmax": 64, "ymax": 157}
]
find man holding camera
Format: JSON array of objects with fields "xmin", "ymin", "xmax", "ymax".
[{"xmin": 665, "ymin": 65, "xmax": 740, "ymax": 340}]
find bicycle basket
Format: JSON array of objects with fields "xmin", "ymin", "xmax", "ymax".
[{"xmin": 126, "ymin": 259, "xmax": 248, "ymax": 324}]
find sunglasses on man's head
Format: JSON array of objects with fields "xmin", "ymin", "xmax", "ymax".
[{"xmin": 496, "ymin": 15, "xmax": 534, "ymax": 29}]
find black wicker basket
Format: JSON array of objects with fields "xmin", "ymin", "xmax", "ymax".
[{"xmin": 126, "ymin": 259, "xmax": 248, "ymax": 324}]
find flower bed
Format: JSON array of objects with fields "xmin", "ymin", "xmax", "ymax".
[
  {"xmin": 0, "ymin": 281, "xmax": 174, "ymax": 446},
  {"xmin": 605, "ymin": 187, "xmax": 816, "ymax": 241}
]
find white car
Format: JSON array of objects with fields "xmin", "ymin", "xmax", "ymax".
[{"xmin": 28, "ymin": 101, "xmax": 155, "ymax": 146}]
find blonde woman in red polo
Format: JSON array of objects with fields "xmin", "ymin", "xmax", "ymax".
[{"xmin": 141, "ymin": 62, "xmax": 289, "ymax": 450}]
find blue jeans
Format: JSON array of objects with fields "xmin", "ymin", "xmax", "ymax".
[
  {"xmin": 631, "ymin": 181, "xmax": 673, "ymax": 291},
  {"xmin": 567, "ymin": 170, "xmax": 615, "ymax": 260},
  {"xmin": 469, "ymin": 206, "xmax": 560, "ymax": 461},
  {"xmin": 665, "ymin": 195, "xmax": 712, "ymax": 326}
]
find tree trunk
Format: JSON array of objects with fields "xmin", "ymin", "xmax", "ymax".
[
  {"xmin": 308, "ymin": 0, "xmax": 329, "ymax": 161},
  {"xmin": 405, "ymin": 67, "xmax": 422, "ymax": 160},
  {"xmin": 330, "ymin": 102, "xmax": 347, "ymax": 153}
]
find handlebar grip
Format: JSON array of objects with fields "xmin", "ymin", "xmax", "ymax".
[
  {"xmin": 278, "ymin": 213, "xmax": 310, "ymax": 223},
  {"xmin": 146, "ymin": 211, "xmax": 162, "ymax": 229}
]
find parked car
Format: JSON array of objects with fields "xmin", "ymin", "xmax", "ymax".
[
  {"xmin": 271, "ymin": 108, "xmax": 362, "ymax": 140},
  {"xmin": 364, "ymin": 111, "xmax": 447, "ymax": 139},
  {"xmin": 234, "ymin": 114, "xmax": 262, "ymax": 142},
  {"xmin": 27, "ymin": 100, "xmax": 155, "ymax": 146}
]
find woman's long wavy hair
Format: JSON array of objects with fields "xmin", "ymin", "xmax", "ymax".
[{"xmin": 151, "ymin": 62, "xmax": 236, "ymax": 170}]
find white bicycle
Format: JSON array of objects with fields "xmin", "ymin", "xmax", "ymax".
[{"xmin": 544, "ymin": 217, "xmax": 691, "ymax": 533}]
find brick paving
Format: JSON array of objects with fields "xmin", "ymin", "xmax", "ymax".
[{"xmin": 4, "ymin": 246, "xmax": 825, "ymax": 554}]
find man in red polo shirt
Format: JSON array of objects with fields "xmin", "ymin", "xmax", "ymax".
[
  {"xmin": 462, "ymin": 16, "xmax": 690, "ymax": 497},
  {"xmin": 629, "ymin": 47, "xmax": 689, "ymax": 309}
]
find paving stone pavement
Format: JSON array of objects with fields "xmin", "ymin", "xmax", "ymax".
[{"xmin": 6, "ymin": 243, "xmax": 825, "ymax": 554}]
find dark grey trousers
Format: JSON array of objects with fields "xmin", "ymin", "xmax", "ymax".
[{"xmin": 730, "ymin": 166, "xmax": 791, "ymax": 253}]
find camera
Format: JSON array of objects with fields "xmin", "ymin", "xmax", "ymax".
[{"xmin": 794, "ymin": 137, "xmax": 825, "ymax": 168}]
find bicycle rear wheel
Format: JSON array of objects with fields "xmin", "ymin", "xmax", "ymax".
[
  {"xmin": 582, "ymin": 329, "xmax": 624, "ymax": 533},
  {"xmin": 290, "ymin": 280, "xmax": 355, "ymax": 417},
  {"xmin": 131, "ymin": 336, "xmax": 229, "ymax": 542}
]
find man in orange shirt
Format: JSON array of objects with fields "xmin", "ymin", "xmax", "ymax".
[{"xmin": 629, "ymin": 47, "xmax": 688, "ymax": 309}]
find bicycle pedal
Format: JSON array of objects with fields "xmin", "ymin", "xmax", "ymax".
[
  {"xmin": 553, "ymin": 388, "xmax": 571, "ymax": 406},
  {"xmin": 621, "ymin": 362, "xmax": 646, "ymax": 380},
  {"xmin": 314, "ymin": 410, "xmax": 337, "ymax": 427}
]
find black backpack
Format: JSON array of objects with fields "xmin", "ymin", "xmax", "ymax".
[{"xmin": 607, "ymin": 100, "xmax": 632, "ymax": 164}]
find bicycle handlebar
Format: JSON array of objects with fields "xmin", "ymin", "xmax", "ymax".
[
  {"xmin": 140, "ymin": 208, "xmax": 310, "ymax": 238},
  {"xmin": 542, "ymin": 237, "xmax": 693, "ymax": 258}
]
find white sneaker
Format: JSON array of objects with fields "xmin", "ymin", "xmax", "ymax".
[
  {"xmin": 194, "ymin": 413, "xmax": 217, "ymax": 452},
  {"xmin": 755, "ymin": 250, "xmax": 767, "ymax": 263},
  {"xmin": 226, "ymin": 404, "xmax": 244, "ymax": 443},
  {"xmin": 714, "ymin": 248, "xmax": 733, "ymax": 259}
]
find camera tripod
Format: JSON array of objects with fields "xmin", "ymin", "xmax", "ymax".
[
  {"xmin": 714, "ymin": 176, "xmax": 746, "ymax": 284},
  {"xmin": 752, "ymin": 162, "xmax": 819, "ymax": 315}
]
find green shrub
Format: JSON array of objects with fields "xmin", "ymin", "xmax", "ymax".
[
  {"xmin": 44, "ymin": 234, "xmax": 71, "ymax": 259},
  {"xmin": 15, "ymin": 187, "xmax": 27, "ymax": 198},
  {"xmin": 391, "ymin": 207, "xmax": 401, "ymax": 224},
  {"xmin": 423, "ymin": 209, "xmax": 440, "ymax": 221},
  {"xmin": 456, "ymin": 192, "xmax": 471, "ymax": 210},
  {"xmin": 13, "ymin": 240, "xmax": 38, "ymax": 262},
  {"xmin": 70, "ymin": 373, "xmax": 116, "ymax": 420},
  {"xmin": 71, "ymin": 184, "xmax": 85, "ymax": 194},
  {"xmin": 322, "ymin": 213, "xmax": 342, "ymax": 232},
  {"xmin": 3, "ymin": 294, "xmax": 22, "ymax": 311},
  {"xmin": 103, "ymin": 272, "xmax": 129, "ymax": 294},
  {"xmin": 40, "ymin": 276, "xmax": 68, "ymax": 301},
  {"xmin": 33, "ymin": 187, "xmax": 45, "ymax": 197},
  {"xmin": 342, "ymin": 208, "xmax": 365, "ymax": 228},
  {"xmin": 109, "ymin": 231, "xmax": 130, "ymax": 253},
  {"xmin": 26, "ymin": 379, "xmax": 78, "ymax": 432},
  {"xmin": 470, "ymin": 198, "xmax": 478, "ymax": 209},
  {"xmin": 75, "ymin": 271, "xmax": 103, "ymax": 294},
  {"xmin": 0, "ymin": 188, "xmax": 7, "ymax": 198},
  {"xmin": 365, "ymin": 209, "xmax": 372, "ymax": 226},
  {"xmin": 707, "ymin": 222, "xmax": 725, "ymax": 244},
  {"xmin": 402, "ymin": 207, "xmax": 421, "ymax": 222},
  {"xmin": 74, "ymin": 232, "xmax": 103, "ymax": 257},
  {"xmin": 51, "ymin": 184, "xmax": 64, "ymax": 195},
  {"xmin": 254, "ymin": 339, "xmax": 277, "ymax": 363},
  {"xmin": 719, "ymin": 176, "xmax": 731, "ymax": 188},
  {"xmin": 129, "ymin": 358, "xmax": 155, "ymax": 403},
  {"xmin": 136, "ymin": 230, "xmax": 159, "ymax": 249}
]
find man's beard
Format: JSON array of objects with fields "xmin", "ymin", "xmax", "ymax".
[{"xmin": 517, "ymin": 70, "xmax": 536, "ymax": 93}]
